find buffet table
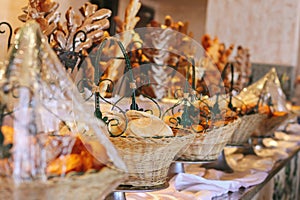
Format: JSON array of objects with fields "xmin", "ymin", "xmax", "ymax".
[
  {"xmin": 214, "ymin": 143, "xmax": 300, "ymax": 200},
  {"xmin": 125, "ymin": 124, "xmax": 300, "ymax": 200},
  {"xmin": 2, "ymin": 2, "xmax": 300, "ymax": 200}
]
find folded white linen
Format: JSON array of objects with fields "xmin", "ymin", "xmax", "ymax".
[
  {"xmin": 125, "ymin": 129, "xmax": 300, "ymax": 200},
  {"xmin": 125, "ymin": 175, "xmax": 215, "ymax": 200},
  {"xmin": 126, "ymin": 169, "xmax": 268, "ymax": 200},
  {"xmin": 174, "ymin": 170, "xmax": 268, "ymax": 194}
]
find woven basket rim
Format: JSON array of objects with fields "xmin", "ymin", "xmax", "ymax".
[
  {"xmin": 229, "ymin": 113, "xmax": 268, "ymax": 144},
  {"xmin": 109, "ymin": 128, "xmax": 192, "ymax": 139},
  {"xmin": 0, "ymin": 166, "xmax": 125, "ymax": 183},
  {"xmin": 0, "ymin": 167, "xmax": 126, "ymax": 200},
  {"xmin": 193, "ymin": 117, "xmax": 241, "ymax": 137}
]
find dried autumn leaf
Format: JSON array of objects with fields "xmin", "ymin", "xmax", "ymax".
[
  {"xmin": 233, "ymin": 46, "xmax": 251, "ymax": 90},
  {"xmin": 52, "ymin": 3, "xmax": 112, "ymax": 52},
  {"xmin": 102, "ymin": 0, "xmax": 141, "ymax": 88},
  {"xmin": 139, "ymin": 15, "xmax": 195, "ymax": 99},
  {"xmin": 124, "ymin": 0, "xmax": 141, "ymax": 31},
  {"xmin": 201, "ymin": 34, "xmax": 234, "ymax": 72},
  {"xmin": 18, "ymin": 0, "xmax": 60, "ymax": 36},
  {"xmin": 29, "ymin": 0, "xmax": 57, "ymax": 13}
]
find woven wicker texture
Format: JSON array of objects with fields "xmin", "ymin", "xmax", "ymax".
[
  {"xmin": 109, "ymin": 131, "xmax": 194, "ymax": 186},
  {"xmin": 252, "ymin": 113, "xmax": 290, "ymax": 137},
  {"xmin": 0, "ymin": 167, "xmax": 125, "ymax": 200},
  {"xmin": 229, "ymin": 113, "xmax": 267, "ymax": 145},
  {"xmin": 179, "ymin": 118, "xmax": 241, "ymax": 161}
]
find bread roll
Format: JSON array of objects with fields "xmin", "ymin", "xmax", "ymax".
[
  {"xmin": 1, "ymin": 126, "xmax": 14, "ymax": 144},
  {"xmin": 125, "ymin": 110, "xmax": 173, "ymax": 137},
  {"xmin": 191, "ymin": 124, "xmax": 204, "ymax": 132}
]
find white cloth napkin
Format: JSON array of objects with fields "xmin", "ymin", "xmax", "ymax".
[
  {"xmin": 126, "ymin": 168, "xmax": 268, "ymax": 200},
  {"xmin": 126, "ymin": 175, "xmax": 215, "ymax": 200},
  {"xmin": 126, "ymin": 123, "xmax": 300, "ymax": 200},
  {"xmin": 174, "ymin": 170, "xmax": 268, "ymax": 196}
]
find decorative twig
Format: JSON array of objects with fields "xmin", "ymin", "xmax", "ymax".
[
  {"xmin": 73, "ymin": 30, "xmax": 87, "ymax": 51},
  {"xmin": 56, "ymin": 30, "xmax": 87, "ymax": 72}
]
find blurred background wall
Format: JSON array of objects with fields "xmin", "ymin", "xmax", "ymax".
[
  {"xmin": 0, "ymin": 0, "xmax": 86, "ymax": 59},
  {"xmin": 118, "ymin": 0, "xmax": 208, "ymax": 40},
  {"xmin": 0, "ymin": 0, "xmax": 300, "ymax": 102}
]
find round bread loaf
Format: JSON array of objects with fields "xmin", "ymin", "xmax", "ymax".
[{"xmin": 127, "ymin": 116, "xmax": 173, "ymax": 137}]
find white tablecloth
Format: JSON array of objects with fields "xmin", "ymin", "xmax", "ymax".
[{"xmin": 126, "ymin": 125, "xmax": 300, "ymax": 200}]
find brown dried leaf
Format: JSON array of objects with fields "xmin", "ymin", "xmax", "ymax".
[
  {"xmin": 79, "ymin": 2, "xmax": 98, "ymax": 18},
  {"xmin": 124, "ymin": 0, "xmax": 141, "ymax": 31},
  {"xmin": 66, "ymin": 7, "xmax": 82, "ymax": 29},
  {"xmin": 18, "ymin": 0, "xmax": 60, "ymax": 36},
  {"xmin": 45, "ymin": 9, "xmax": 60, "ymax": 23},
  {"xmin": 35, "ymin": 18, "xmax": 48, "ymax": 30},
  {"xmin": 53, "ymin": 30, "xmax": 66, "ymax": 49},
  {"xmin": 57, "ymin": 22, "xmax": 69, "ymax": 36},
  {"xmin": 75, "ymin": 39, "xmax": 93, "ymax": 52},
  {"xmin": 87, "ymin": 29, "xmax": 104, "ymax": 41},
  {"xmin": 114, "ymin": 16, "xmax": 124, "ymax": 33},
  {"xmin": 89, "ymin": 8, "xmax": 112, "ymax": 21},
  {"xmin": 80, "ymin": 18, "xmax": 110, "ymax": 33},
  {"xmin": 18, "ymin": 14, "xmax": 29, "ymax": 22},
  {"xmin": 43, "ymin": 22, "xmax": 57, "ymax": 36}
]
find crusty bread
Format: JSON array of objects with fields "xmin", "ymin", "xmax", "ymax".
[
  {"xmin": 1, "ymin": 126, "xmax": 14, "ymax": 145},
  {"xmin": 127, "ymin": 117, "xmax": 173, "ymax": 137},
  {"xmin": 125, "ymin": 110, "xmax": 173, "ymax": 137}
]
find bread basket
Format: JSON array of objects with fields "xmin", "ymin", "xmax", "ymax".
[
  {"xmin": 179, "ymin": 118, "xmax": 241, "ymax": 161},
  {"xmin": 0, "ymin": 21, "xmax": 127, "ymax": 200},
  {"xmin": 252, "ymin": 113, "xmax": 291, "ymax": 137},
  {"xmin": 229, "ymin": 113, "xmax": 267, "ymax": 145},
  {"xmin": 0, "ymin": 167, "xmax": 124, "ymax": 200},
  {"xmin": 234, "ymin": 68, "xmax": 291, "ymax": 137},
  {"xmin": 109, "ymin": 129, "xmax": 194, "ymax": 186}
]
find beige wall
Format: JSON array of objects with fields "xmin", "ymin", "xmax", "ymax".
[
  {"xmin": 0, "ymin": 0, "xmax": 87, "ymax": 26},
  {"xmin": 118, "ymin": 0, "xmax": 208, "ymax": 40},
  {"xmin": 2, "ymin": 1, "xmax": 300, "ymax": 74},
  {"xmin": 206, "ymin": 0, "xmax": 300, "ymax": 67},
  {"xmin": 0, "ymin": 0, "xmax": 87, "ymax": 58},
  {"xmin": 0, "ymin": 0, "xmax": 25, "ymax": 56}
]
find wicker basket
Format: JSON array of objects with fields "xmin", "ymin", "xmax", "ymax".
[
  {"xmin": 179, "ymin": 118, "xmax": 241, "ymax": 161},
  {"xmin": 252, "ymin": 113, "xmax": 291, "ymax": 137},
  {"xmin": 229, "ymin": 113, "xmax": 268, "ymax": 145},
  {"xmin": 109, "ymin": 130, "xmax": 194, "ymax": 187},
  {"xmin": 0, "ymin": 167, "xmax": 125, "ymax": 200}
]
